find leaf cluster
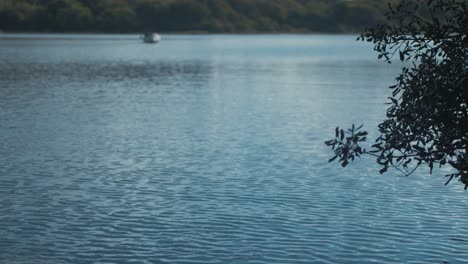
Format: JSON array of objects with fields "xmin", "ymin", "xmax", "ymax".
[
  {"xmin": 326, "ymin": 0, "xmax": 468, "ymax": 189},
  {"xmin": 325, "ymin": 125, "xmax": 368, "ymax": 168}
]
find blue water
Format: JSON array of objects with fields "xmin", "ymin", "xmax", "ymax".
[{"xmin": 0, "ymin": 34, "xmax": 467, "ymax": 264}]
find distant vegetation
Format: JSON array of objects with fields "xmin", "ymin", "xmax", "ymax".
[{"xmin": 0, "ymin": 0, "xmax": 395, "ymax": 33}]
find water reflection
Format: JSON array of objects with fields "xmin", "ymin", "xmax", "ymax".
[{"xmin": 0, "ymin": 35, "xmax": 467, "ymax": 264}]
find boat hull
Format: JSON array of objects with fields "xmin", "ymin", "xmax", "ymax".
[{"xmin": 143, "ymin": 33, "xmax": 160, "ymax": 44}]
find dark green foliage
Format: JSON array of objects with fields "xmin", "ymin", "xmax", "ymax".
[
  {"xmin": 325, "ymin": 125, "xmax": 368, "ymax": 168},
  {"xmin": 0, "ymin": 0, "xmax": 389, "ymax": 33},
  {"xmin": 326, "ymin": 0, "xmax": 468, "ymax": 189}
]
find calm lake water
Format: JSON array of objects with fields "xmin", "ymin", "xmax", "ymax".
[{"xmin": 0, "ymin": 34, "xmax": 467, "ymax": 264}]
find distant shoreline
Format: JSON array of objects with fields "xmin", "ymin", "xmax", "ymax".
[
  {"xmin": 0, "ymin": 32, "xmax": 360, "ymax": 41},
  {"xmin": 0, "ymin": 31, "xmax": 361, "ymax": 35},
  {"xmin": 0, "ymin": 0, "xmax": 384, "ymax": 39}
]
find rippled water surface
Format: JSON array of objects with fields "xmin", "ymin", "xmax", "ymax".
[{"xmin": 1, "ymin": 34, "xmax": 467, "ymax": 264}]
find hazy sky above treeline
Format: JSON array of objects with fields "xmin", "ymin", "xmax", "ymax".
[{"xmin": 0, "ymin": 0, "xmax": 395, "ymax": 33}]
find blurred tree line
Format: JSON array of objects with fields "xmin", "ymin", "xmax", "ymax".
[{"xmin": 0, "ymin": 0, "xmax": 393, "ymax": 33}]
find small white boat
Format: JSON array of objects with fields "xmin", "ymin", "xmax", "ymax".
[{"xmin": 142, "ymin": 32, "xmax": 160, "ymax": 43}]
